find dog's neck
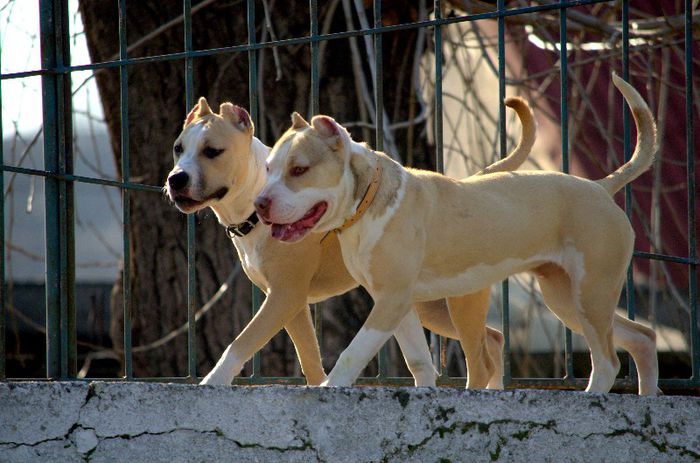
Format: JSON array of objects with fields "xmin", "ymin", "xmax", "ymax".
[
  {"xmin": 210, "ymin": 136, "xmax": 270, "ymax": 228},
  {"xmin": 344, "ymin": 141, "xmax": 403, "ymax": 224}
]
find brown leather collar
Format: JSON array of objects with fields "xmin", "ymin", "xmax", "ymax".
[{"xmin": 322, "ymin": 161, "xmax": 382, "ymax": 241}]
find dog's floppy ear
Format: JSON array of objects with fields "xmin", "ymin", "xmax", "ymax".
[
  {"xmin": 291, "ymin": 112, "xmax": 310, "ymax": 130},
  {"xmin": 220, "ymin": 103, "xmax": 254, "ymax": 134},
  {"xmin": 311, "ymin": 115, "xmax": 342, "ymax": 150},
  {"xmin": 184, "ymin": 97, "xmax": 212, "ymax": 128}
]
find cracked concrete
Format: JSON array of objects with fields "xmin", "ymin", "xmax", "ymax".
[{"xmin": 1, "ymin": 382, "xmax": 699, "ymax": 462}]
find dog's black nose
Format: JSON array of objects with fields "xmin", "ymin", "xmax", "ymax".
[
  {"xmin": 168, "ymin": 171, "xmax": 190, "ymax": 191},
  {"xmin": 254, "ymin": 196, "xmax": 271, "ymax": 216}
]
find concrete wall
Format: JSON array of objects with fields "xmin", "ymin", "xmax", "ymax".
[{"xmin": 1, "ymin": 382, "xmax": 699, "ymax": 462}]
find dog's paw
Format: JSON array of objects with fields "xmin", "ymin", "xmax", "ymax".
[{"xmin": 199, "ymin": 370, "xmax": 234, "ymax": 386}]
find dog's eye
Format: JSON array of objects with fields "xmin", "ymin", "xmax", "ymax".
[
  {"xmin": 202, "ymin": 147, "xmax": 224, "ymax": 159},
  {"xmin": 173, "ymin": 143, "xmax": 183, "ymax": 156},
  {"xmin": 289, "ymin": 166, "xmax": 309, "ymax": 177}
]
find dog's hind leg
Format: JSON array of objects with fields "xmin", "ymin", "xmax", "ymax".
[
  {"xmin": 394, "ymin": 310, "xmax": 437, "ymax": 386},
  {"xmin": 485, "ymin": 328, "xmax": 504, "ymax": 389},
  {"xmin": 612, "ymin": 315, "xmax": 659, "ymax": 395},
  {"xmin": 536, "ymin": 264, "xmax": 657, "ymax": 395},
  {"xmin": 536, "ymin": 263, "xmax": 619, "ymax": 392},
  {"xmin": 446, "ymin": 290, "xmax": 494, "ymax": 389},
  {"xmin": 285, "ymin": 306, "xmax": 327, "ymax": 385},
  {"xmin": 576, "ymin": 290, "xmax": 620, "ymax": 393}
]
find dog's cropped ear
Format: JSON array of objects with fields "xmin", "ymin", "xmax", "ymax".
[
  {"xmin": 184, "ymin": 97, "xmax": 212, "ymax": 128},
  {"xmin": 311, "ymin": 115, "xmax": 342, "ymax": 150},
  {"xmin": 291, "ymin": 112, "xmax": 310, "ymax": 130},
  {"xmin": 183, "ymin": 102, "xmax": 200, "ymax": 128},
  {"xmin": 220, "ymin": 103, "xmax": 254, "ymax": 134}
]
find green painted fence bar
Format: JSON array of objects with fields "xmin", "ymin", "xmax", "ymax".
[
  {"xmin": 433, "ymin": 0, "xmax": 448, "ymax": 380},
  {"xmin": 309, "ymin": 0, "xmax": 323, "ymax": 356},
  {"xmin": 373, "ymin": 0, "xmax": 390, "ymax": 380},
  {"xmin": 0, "ymin": 29, "xmax": 4, "ymax": 380},
  {"xmin": 496, "ymin": 0, "xmax": 512, "ymax": 388},
  {"xmin": 118, "ymin": 0, "xmax": 133, "ymax": 380},
  {"xmin": 2, "ymin": 0, "xmax": 698, "ymax": 391},
  {"xmin": 310, "ymin": 0, "xmax": 320, "ymax": 116},
  {"xmin": 61, "ymin": 0, "xmax": 77, "ymax": 380},
  {"xmin": 183, "ymin": 0, "xmax": 197, "ymax": 381},
  {"xmin": 559, "ymin": 0, "xmax": 575, "ymax": 383},
  {"xmin": 247, "ymin": 0, "xmax": 263, "ymax": 379},
  {"xmin": 686, "ymin": 0, "xmax": 699, "ymax": 382},
  {"xmin": 39, "ymin": 0, "xmax": 76, "ymax": 379}
]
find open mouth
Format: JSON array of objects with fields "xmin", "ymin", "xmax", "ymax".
[
  {"xmin": 270, "ymin": 201, "xmax": 327, "ymax": 242},
  {"xmin": 172, "ymin": 187, "xmax": 228, "ymax": 213}
]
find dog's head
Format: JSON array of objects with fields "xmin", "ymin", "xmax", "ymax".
[
  {"xmin": 166, "ymin": 97, "xmax": 254, "ymax": 214},
  {"xmin": 255, "ymin": 113, "xmax": 355, "ymax": 243}
]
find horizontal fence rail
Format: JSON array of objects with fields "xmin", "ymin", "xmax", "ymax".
[{"xmin": 1, "ymin": 0, "xmax": 698, "ymax": 392}]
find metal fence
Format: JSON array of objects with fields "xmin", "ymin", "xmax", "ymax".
[{"xmin": 1, "ymin": 0, "xmax": 697, "ymax": 392}]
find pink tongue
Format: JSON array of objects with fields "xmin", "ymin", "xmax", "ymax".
[
  {"xmin": 271, "ymin": 223, "xmax": 296, "ymax": 241},
  {"xmin": 270, "ymin": 203, "xmax": 326, "ymax": 242}
]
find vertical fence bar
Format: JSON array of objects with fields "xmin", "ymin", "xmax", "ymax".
[
  {"xmin": 434, "ymin": 0, "xmax": 443, "ymax": 174},
  {"xmin": 59, "ymin": 0, "xmax": 76, "ymax": 379},
  {"xmin": 309, "ymin": 0, "xmax": 323, "ymax": 358},
  {"xmin": 40, "ymin": 0, "xmax": 76, "ymax": 379},
  {"xmin": 40, "ymin": 0, "xmax": 60, "ymax": 379},
  {"xmin": 0, "ymin": 39, "xmax": 4, "ymax": 380},
  {"xmin": 373, "ymin": 0, "xmax": 389, "ymax": 379},
  {"xmin": 685, "ymin": 0, "xmax": 699, "ymax": 383},
  {"xmin": 310, "ymin": 0, "xmax": 320, "ymax": 115},
  {"xmin": 434, "ymin": 0, "xmax": 447, "ymax": 378},
  {"xmin": 247, "ymin": 0, "xmax": 263, "ymax": 378},
  {"xmin": 118, "ymin": 0, "xmax": 133, "ymax": 379},
  {"xmin": 620, "ymin": 0, "xmax": 638, "ymax": 384},
  {"xmin": 559, "ymin": 0, "xmax": 574, "ymax": 382},
  {"xmin": 183, "ymin": 0, "xmax": 197, "ymax": 380},
  {"xmin": 496, "ymin": 0, "xmax": 511, "ymax": 386}
]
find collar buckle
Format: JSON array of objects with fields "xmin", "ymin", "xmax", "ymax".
[{"xmin": 225, "ymin": 213, "xmax": 259, "ymax": 239}]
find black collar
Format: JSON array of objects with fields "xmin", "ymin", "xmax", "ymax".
[{"xmin": 225, "ymin": 212, "xmax": 259, "ymax": 239}]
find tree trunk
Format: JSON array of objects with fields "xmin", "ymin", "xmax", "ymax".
[{"xmin": 79, "ymin": 0, "xmax": 428, "ymax": 377}]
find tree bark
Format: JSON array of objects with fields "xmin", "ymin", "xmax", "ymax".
[{"xmin": 79, "ymin": 0, "xmax": 427, "ymax": 377}]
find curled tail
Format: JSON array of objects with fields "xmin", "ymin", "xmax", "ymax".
[
  {"xmin": 477, "ymin": 96, "xmax": 537, "ymax": 175},
  {"xmin": 596, "ymin": 73, "xmax": 657, "ymax": 195}
]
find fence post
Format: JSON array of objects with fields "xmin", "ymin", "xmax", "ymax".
[
  {"xmin": 39, "ymin": 0, "xmax": 76, "ymax": 379},
  {"xmin": 0, "ymin": 31, "xmax": 4, "ymax": 380},
  {"xmin": 496, "ymin": 0, "xmax": 512, "ymax": 388},
  {"xmin": 183, "ymin": 0, "xmax": 197, "ymax": 382},
  {"xmin": 685, "ymin": 0, "xmax": 699, "ymax": 384}
]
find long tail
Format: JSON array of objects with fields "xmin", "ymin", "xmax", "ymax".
[
  {"xmin": 477, "ymin": 96, "xmax": 537, "ymax": 175},
  {"xmin": 596, "ymin": 73, "xmax": 657, "ymax": 195}
]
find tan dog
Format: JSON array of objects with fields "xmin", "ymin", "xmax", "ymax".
[
  {"xmin": 256, "ymin": 74, "xmax": 659, "ymax": 395},
  {"xmin": 166, "ymin": 97, "xmax": 537, "ymax": 387}
]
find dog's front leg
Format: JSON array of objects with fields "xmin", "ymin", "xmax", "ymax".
[
  {"xmin": 285, "ymin": 305, "xmax": 327, "ymax": 385},
  {"xmin": 393, "ymin": 309, "xmax": 437, "ymax": 386},
  {"xmin": 200, "ymin": 289, "xmax": 307, "ymax": 385},
  {"xmin": 323, "ymin": 292, "xmax": 414, "ymax": 387}
]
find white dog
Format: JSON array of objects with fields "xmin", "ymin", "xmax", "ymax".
[
  {"xmin": 166, "ymin": 97, "xmax": 538, "ymax": 387},
  {"xmin": 256, "ymin": 74, "xmax": 659, "ymax": 395}
]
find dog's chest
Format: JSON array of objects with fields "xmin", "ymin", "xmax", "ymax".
[
  {"xmin": 337, "ymin": 174, "xmax": 407, "ymax": 290},
  {"xmin": 338, "ymin": 230, "xmax": 374, "ymax": 288},
  {"xmin": 337, "ymin": 214, "xmax": 396, "ymax": 289},
  {"xmin": 231, "ymin": 231, "xmax": 270, "ymax": 292}
]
